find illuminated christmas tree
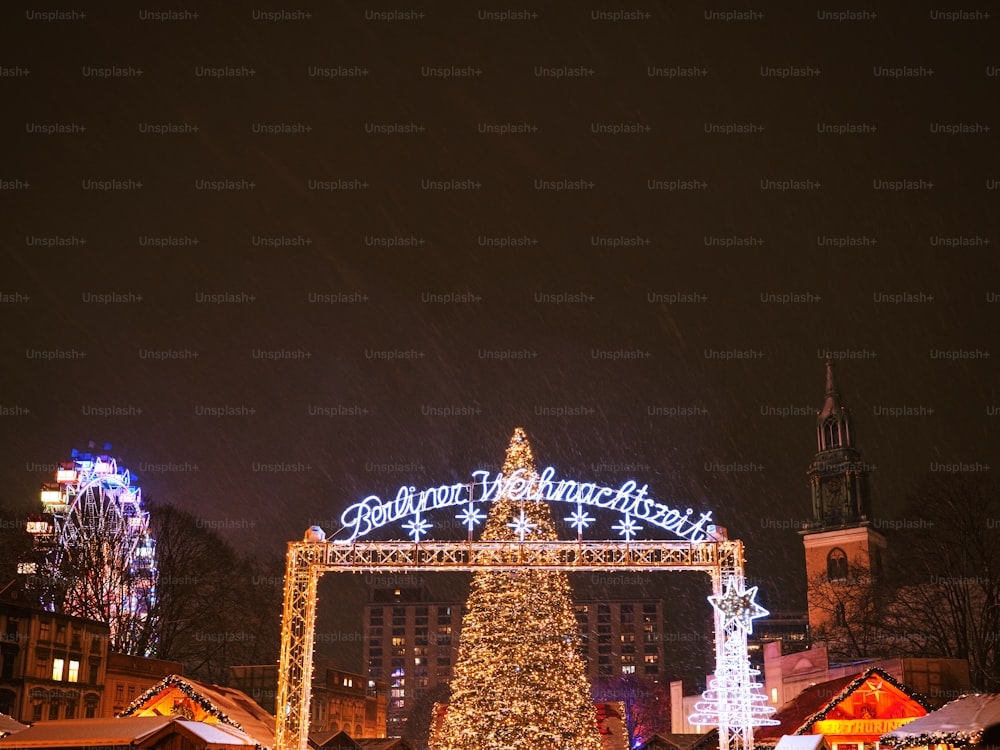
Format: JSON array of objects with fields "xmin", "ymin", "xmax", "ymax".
[{"xmin": 431, "ymin": 428, "xmax": 602, "ymax": 750}]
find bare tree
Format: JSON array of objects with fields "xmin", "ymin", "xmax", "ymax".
[
  {"xmin": 883, "ymin": 473, "xmax": 1000, "ymax": 691},
  {"xmin": 146, "ymin": 502, "xmax": 283, "ymax": 682},
  {"xmin": 592, "ymin": 674, "xmax": 671, "ymax": 747},
  {"xmin": 807, "ymin": 554, "xmax": 893, "ymax": 662},
  {"xmin": 806, "ymin": 473, "xmax": 1000, "ymax": 691}
]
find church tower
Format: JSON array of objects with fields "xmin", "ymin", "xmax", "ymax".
[{"xmin": 800, "ymin": 359, "xmax": 887, "ymax": 641}]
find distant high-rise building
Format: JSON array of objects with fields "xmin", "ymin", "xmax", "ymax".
[
  {"xmin": 746, "ymin": 610, "xmax": 809, "ymax": 672},
  {"xmin": 363, "ymin": 587, "xmax": 666, "ymax": 729}
]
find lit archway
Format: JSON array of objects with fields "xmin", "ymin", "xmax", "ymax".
[{"xmin": 276, "ymin": 457, "xmax": 774, "ymax": 750}]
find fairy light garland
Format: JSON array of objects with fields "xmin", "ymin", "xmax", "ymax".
[
  {"xmin": 799, "ymin": 668, "xmax": 930, "ymax": 735},
  {"xmin": 879, "ymin": 692, "xmax": 986, "ymax": 749},
  {"xmin": 119, "ymin": 674, "xmax": 255, "ymax": 742}
]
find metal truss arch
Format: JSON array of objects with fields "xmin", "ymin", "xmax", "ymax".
[{"xmin": 276, "ymin": 537, "xmax": 762, "ymax": 750}]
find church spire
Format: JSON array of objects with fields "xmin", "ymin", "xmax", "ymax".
[
  {"xmin": 816, "ymin": 357, "xmax": 853, "ymax": 452},
  {"xmin": 820, "ymin": 356, "xmax": 839, "ymax": 416},
  {"xmin": 806, "ymin": 359, "xmax": 871, "ymax": 529}
]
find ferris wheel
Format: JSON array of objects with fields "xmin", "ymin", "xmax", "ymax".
[{"xmin": 24, "ymin": 447, "xmax": 157, "ymax": 654}]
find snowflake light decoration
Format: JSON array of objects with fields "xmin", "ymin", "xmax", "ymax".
[
  {"xmin": 507, "ymin": 509, "xmax": 537, "ymax": 541},
  {"xmin": 612, "ymin": 515, "xmax": 641, "ymax": 541},
  {"xmin": 402, "ymin": 514, "xmax": 431, "ymax": 542},
  {"xmin": 566, "ymin": 507, "xmax": 596, "ymax": 535},
  {"xmin": 456, "ymin": 504, "xmax": 487, "ymax": 532}
]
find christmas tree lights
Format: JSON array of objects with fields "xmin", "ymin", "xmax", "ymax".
[{"xmin": 430, "ymin": 428, "xmax": 602, "ymax": 750}]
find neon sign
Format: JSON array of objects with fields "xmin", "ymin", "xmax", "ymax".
[{"xmin": 337, "ymin": 466, "xmax": 714, "ymax": 544}]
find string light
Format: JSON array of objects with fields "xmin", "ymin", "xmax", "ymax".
[
  {"xmin": 430, "ymin": 428, "xmax": 603, "ymax": 750},
  {"xmin": 798, "ymin": 667, "xmax": 930, "ymax": 736},
  {"xmin": 691, "ymin": 578, "xmax": 777, "ymax": 733},
  {"xmin": 689, "ymin": 638, "xmax": 778, "ymax": 729},
  {"xmin": 120, "ymin": 674, "xmax": 251, "ymax": 736}
]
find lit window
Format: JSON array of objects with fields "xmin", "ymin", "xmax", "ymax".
[
  {"xmin": 52, "ymin": 658, "xmax": 65, "ymax": 681},
  {"xmin": 68, "ymin": 660, "xmax": 79, "ymax": 682}
]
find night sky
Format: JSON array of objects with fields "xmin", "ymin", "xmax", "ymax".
[{"xmin": 1, "ymin": 2, "xmax": 997, "ymax": 673}]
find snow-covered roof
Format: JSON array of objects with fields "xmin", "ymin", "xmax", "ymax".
[
  {"xmin": 881, "ymin": 694, "xmax": 1000, "ymax": 748},
  {"xmin": 355, "ymin": 739, "xmax": 415, "ymax": 750},
  {"xmin": 0, "ymin": 714, "xmax": 27, "ymax": 738},
  {"xmin": 310, "ymin": 729, "xmax": 361, "ymax": 749},
  {"xmin": 120, "ymin": 673, "xmax": 275, "ymax": 748},
  {"xmin": 775, "ymin": 735, "xmax": 829, "ymax": 750},
  {"xmin": 0, "ymin": 715, "xmax": 172, "ymax": 746},
  {"xmin": 173, "ymin": 718, "xmax": 260, "ymax": 746},
  {"xmin": 0, "ymin": 714, "xmax": 258, "ymax": 748}
]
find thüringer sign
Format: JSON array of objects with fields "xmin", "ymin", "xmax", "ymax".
[{"xmin": 336, "ymin": 466, "xmax": 715, "ymax": 543}]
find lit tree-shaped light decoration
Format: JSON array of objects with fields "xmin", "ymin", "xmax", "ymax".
[
  {"xmin": 690, "ymin": 576, "xmax": 778, "ymax": 737},
  {"xmin": 431, "ymin": 428, "xmax": 602, "ymax": 750}
]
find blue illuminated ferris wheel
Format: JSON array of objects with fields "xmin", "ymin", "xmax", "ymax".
[{"xmin": 24, "ymin": 448, "xmax": 158, "ymax": 654}]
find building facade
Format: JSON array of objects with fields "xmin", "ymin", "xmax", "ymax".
[
  {"xmin": 575, "ymin": 599, "xmax": 667, "ymax": 679},
  {"xmin": 747, "ymin": 610, "xmax": 810, "ymax": 673},
  {"xmin": 311, "ymin": 667, "xmax": 388, "ymax": 738},
  {"xmin": 228, "ymin": 664, "xmax": 387, "ymax": 739},
  {"xmin": 0, "ymin": 595, "xmax": 108, "ymax": 723},
  {"xmin": 364, "ymin": 587, "xmax": 666, "ymax": 729},
  {"xmin": 800, "ymin": 359, "xmax": 887, "ymax": 646},
  {"xmin": 102, "ymin": 651, "xmax": 183, "ymax": 717}
]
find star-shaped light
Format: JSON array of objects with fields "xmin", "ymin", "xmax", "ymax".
[
  {"xmin": 864, "ymin": 678, "xmax": 885, "ymax": 700},
  {"xmin": 456, "ymin": 504, "xmax": 487, "ymax": 531},
  {"xmin": 708, "ymin": 575, "xmax": 769, "ymax": 633},
  {"xmin": 402, "ymin": 515, "xmax": 431, "ymax": 542},
  {"xmin": 612, "ymin": 515, "xmax": 641, "ymax": 541},
  {"xmin": 566, "ymin": 507, "xmax": 596, "ymax": 535},
  {"xmin": 507, "ymin": 510, "xmax": 537, "ymax": 541}
]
